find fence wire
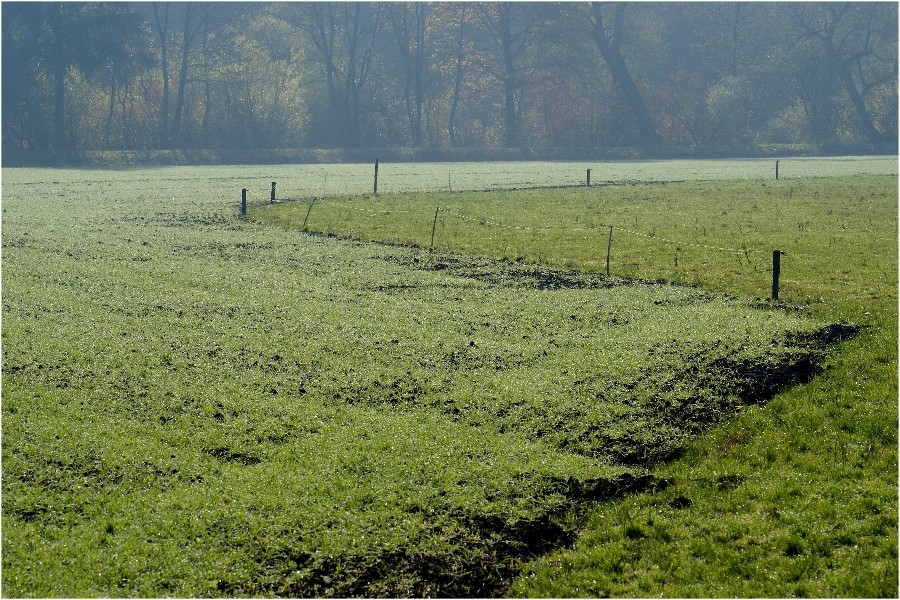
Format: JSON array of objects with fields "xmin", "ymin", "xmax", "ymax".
[
  {"xmin": 295, "ymin": 195, "xmax": 788, "ymax": 258},
  {"xmin": 239, "ymin": 162, "xmax": 844, "ymax": 267}
]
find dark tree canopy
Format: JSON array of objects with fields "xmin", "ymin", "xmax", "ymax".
[{"xmin": 2, "ymin": 1, "xmax": 896, "ymax": 164}]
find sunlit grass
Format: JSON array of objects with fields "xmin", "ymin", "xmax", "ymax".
[
  {"xmin": 257, "ymin": 172, "xmax": 898, "ymax": 597},
  {"xmin": 3, "ymin": 164, "xmax": 896, "ymax": 597}
]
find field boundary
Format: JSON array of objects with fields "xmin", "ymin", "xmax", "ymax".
[
  {"xmin": 246, "ymin": 170, "xmax": 899, "ymax": 302},
  {"xmin": 10, "ymin": 143, "xmax": 871, "ymax": 168},
  {"xmin": 221, "ymin": 156, "xmax": 896, "ymax": 206},
  {"xmin": 315, "ymin": 196, "xmax": 778, "ymax": 257},
  {"xmin": 253, "ymin": 192, "xmax": 801, "ymax": 300}
]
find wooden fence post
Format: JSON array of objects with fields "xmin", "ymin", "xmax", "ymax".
[
  {"xmin": 374, "ymin": 159, "xmax": 379, "ymax": 195},
  {"xmin": 776, "ymin": 160, "xmax": 780, "ymax": 180},
  {"xmin": 430, "ymin": 207, "xmax": 440, "ymax": 250},
  {"xmin": 302, "ymin": 198, "xmax": 317, "ymax": 230},
  {"xmin": 270, "ymin": 181, "xmax": 276, "ymax": 203},
  {"xmin": 241, "ymin": 188, "xmax": 247, "ymax": 217},
  {"xmin": 606, "ymin": 225, "xmax": 613, "ymax": 276},
  {"xmin": 772, "ymin": 250, "xmax": 782, "ymax": 300},
  {"xmin": 587, "ymin": 168, "xmax": 592, "ymax": 187}
]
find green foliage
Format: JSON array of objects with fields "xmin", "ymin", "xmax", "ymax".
[{"xmin": 2, "ymin": 163, "xmax": 895, "ymax": 597}]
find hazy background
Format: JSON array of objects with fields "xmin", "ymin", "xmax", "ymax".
[{"xmin": 2, "ymin": 2, "xmax": 897, "ymax": 166}]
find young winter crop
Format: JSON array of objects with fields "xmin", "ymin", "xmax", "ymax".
[{"xmin": 1, "ymin": 165, "xmax": 866, "ymax": 597}]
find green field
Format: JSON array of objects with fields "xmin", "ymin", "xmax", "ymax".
[{"xmin": 2, "ymin": 161, "xmax": 897, "ymax": 597}]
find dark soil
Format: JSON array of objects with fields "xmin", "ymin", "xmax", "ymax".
[
  {"xmin": 221, "ymin": 474, "xmax": 671, "ymax": 598},
  {"xmin": 396, "ymin": 251, "xmax": 658, "ymax": 290}
]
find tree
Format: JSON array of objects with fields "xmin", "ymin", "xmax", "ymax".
[
  {"xmin": 590, "ymin": 2, "xmax": 661, "ymax": 147},
  {"xmin": 281, "ymin": 2, "xmax": 385, "ymax": 147},
  {"xmin": 387, "ymin": 3, "xmax": 433, "ymax": 147},
  {"xmin": 2, "ymin": 2, "xmax": 896, "ymax": 161},
  {"xmin": 791, "ymin": 3, "xmax": 898, "ymax": 147},
  {"xmin": 3, "ymin": 3, "xmax": 53, "ymax": 159},
  {"xmin": 100, "ymin": 12, "xmax": 153, "ymax": 149},
  {"xmin": 148, "ymin": 2, "xmax": 213, "ymax": 148},
  {"xmin": 2, "ymin": 3, "xmax": 144, "ymax": 154},
  {"xmin": 429, "ymin": 2, "xmax": 480, "ymax": 147},
  {"xmin": 163, "ymin": 3, "xmax": 246, "ymax": 148},
  {"xmin": 476, "ymin": 2, "xmax": 546, "ymax": 148},
  {"xmin": 171, "ymin": 3, "xmax": 201, "ymax": 147},
  {"xmin": 446, "ymin": 4, "xmax": 471, "ymax": 147},
  {"xmin": 150, "ymin": 3, "xmax": 172, "ymax": 147}
]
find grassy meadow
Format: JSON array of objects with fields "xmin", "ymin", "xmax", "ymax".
[{"xmin": 2, "ymin": 160, "xmax": 897, "ymax": 597}]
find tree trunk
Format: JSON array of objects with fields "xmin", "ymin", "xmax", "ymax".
[
  {"xmin": 51, "ymin": 4, "xmax": 67, "ymax": 152},
  {"xmin": 448, "ymin": 7, "xmax": 467, "ymax": 147},
  {"xmin": 499, "ymin": 5, "xmax": 519, "ymax": 148},
  {"xmin": 309, "ymin": 4, "xmax": 348, "ymax": 146},
  {"xmin": 410, "ymin": 4, "xmax": 427, "ymax": 147},
  {"xmin": 104, "ymin": 63, "xmax": 119, "ymax": 149},
  {"xmin": 827, "ymin": 43, "xmax": 882, "ymax": 145},
  {"xmin": 200, "ymin": 15, "xmax": 211, "ymax": 138},
  {"xmin": 389, "ymin": 4, "xmax": 417, "ymax": 146},
  {"xmin": 591, "ymin": 2, "xmax": 660, "ymax": 147},
  {"xmin": 172, "ymin": 4, "xmax": 194, "ymax": 148},
  {"xmin": 153, "ymin": 4, "xmax": 170, "ymax": 149},
  {"xmin": 345, "ymin": 5, "xmax": 361, "ymax": 146},
  {"xmin": 730, "ymin": 3, "xmax": 741, "ymax": 78},
  {"xmin": 52, "ymin": 51, "xmax": 66, "ymax": 152},
  {"xmin": 792, "ymin": 4, "xmax": 890, "ymax": 147}
]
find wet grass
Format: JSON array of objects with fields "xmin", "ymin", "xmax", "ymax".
[
  {"xmin": 256, "ymin": 173, "xmax": 898, "ymax": 597},
  {"xmin": 2, "ymin": 166, "xmax": 895, "ymax": 597}
]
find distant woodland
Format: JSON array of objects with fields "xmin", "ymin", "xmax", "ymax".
[{"xmin": 2, "ymin": 2, "xmax": 897, "ymax": 165}]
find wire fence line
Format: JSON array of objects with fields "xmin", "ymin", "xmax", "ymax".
[
  {"xmin": 281, "ymin": 195, "xmax": 792, "ymax": 260},
  {"xmin": 610, "ymin": 225, "xmax": 774, "ymax": 256},
  {"xmin": 237, "ymin": 168, "xmax": 591, "ymax": 200},
  {"xmin": 233, "ymin": 155, "xmax": 895, "ymax": 200},
  {"xmin": 237, "ymin": 161, "xmax": 860, "ymax": 299},
  {"xmin": 276, "ymin": 194, "xmax": 796, "ymax": 299}
]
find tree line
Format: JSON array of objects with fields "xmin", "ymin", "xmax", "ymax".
[{"xmin": 3, "ymin": 2, "xmax": 897, "ymax": 165}]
